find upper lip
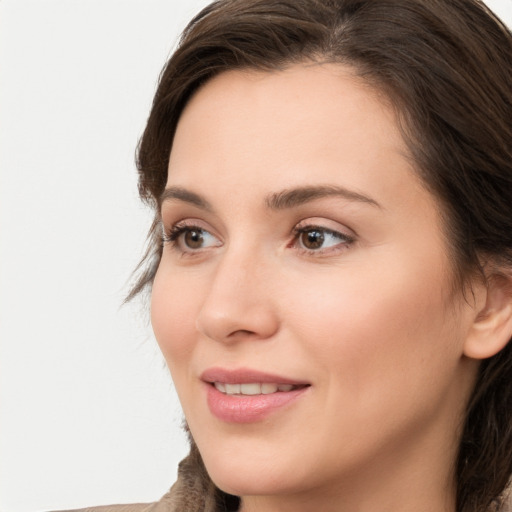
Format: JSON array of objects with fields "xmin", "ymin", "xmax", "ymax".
[{"xmin": 201, "ymin": 367, "xmax": 310, "ymax": 386}]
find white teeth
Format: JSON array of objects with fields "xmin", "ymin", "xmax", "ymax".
[
  {"xmin": 225, "ymin": 383, "xmax": 241, "ymax": 394},
  {"xmin": 214, "ymin": 382, "xmax": 226, "ymax": 393},
  {"xmin": 214, "ymin": 382, "xmax": 298, "ymax": 395},
  {"xmin": 261, "ymin": 383, "xmax": 279, "ymax": 394},
  {"xmin": 240, "ymin": 383, "xmax": 261, "ymax": 395}
]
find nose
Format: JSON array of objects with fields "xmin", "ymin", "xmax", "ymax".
[{"xmin": 195, "ymin": 250, "xmax": 280, "ymax": 344}]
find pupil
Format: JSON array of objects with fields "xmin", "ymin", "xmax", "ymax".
[
  {"xmin": 303, "ymin": 230, "xmax": 324, "ymax": 249},
  {"xmin": 185, "ymin": 230, "xmax": 203, "ymax": 248}
]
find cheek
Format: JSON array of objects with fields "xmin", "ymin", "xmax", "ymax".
[
  {"xmin": 285, "ymin": 249, "xmax": 461, "ymax": 405},
  {"xmin": 270, "ymin": 255, "xmax": 467, "ymax": 477},
  {"xmin": 151, "ymin": 265, "xmax": 200, "ymax": 373}
]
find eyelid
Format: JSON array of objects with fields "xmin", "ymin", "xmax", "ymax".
[
  {"xmin": 161, "ymin": 218, "xmax": 214, "ymax": 237},
  {"xmin": 294, "ymin": 217, "xmax": 356, "ymax": 238},
  {"xmin": 161, "ymin": 219, "xmax": 222, "ymax": 252},
  {"xmin": 291, "ymin": 218, "xmax": 357, "ymax": 254}
]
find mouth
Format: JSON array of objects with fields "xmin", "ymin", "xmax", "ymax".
[
  {"xmin": 212, "ymin": 382, "xmax": 309, "ymax": 395},
  {"xmin": 201, "ymin": 368, "xmax": 311, "ymax": 423}
]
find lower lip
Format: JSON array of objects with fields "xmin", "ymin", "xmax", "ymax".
[{"xmin": 205, "ymin": 383, "xmax": 309, "ymax": 423}]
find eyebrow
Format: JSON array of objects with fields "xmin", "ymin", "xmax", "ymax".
[
  {"xmin": 159, "ymin": 184, "xmax": 381, "ymax": 211},
  {"xmin": 266, "ymin": 185, "xmax": 382, "ymax": 210},
  {"xmin": 159, "ymin": 186, "xmax": 213, "ymax": 211}
]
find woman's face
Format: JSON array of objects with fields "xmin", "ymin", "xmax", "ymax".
[{"xmin": 151, "ymin": 64, "xmax": 479, "ymax": 506}]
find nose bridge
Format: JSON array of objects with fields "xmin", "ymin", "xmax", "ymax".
[{"xmin": 196, "ymin": 242, "xmax": 278, "ymax": 343}]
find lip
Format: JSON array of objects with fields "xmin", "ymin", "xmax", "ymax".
[
  {"xmin": 201, "ymin": 367, "xmax": 310, "ymax": 386},
  {"xmin": 201, "ymin": 367, "xmax": 310, "ymax": 423}
]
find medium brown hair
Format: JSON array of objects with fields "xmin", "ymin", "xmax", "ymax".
[{"xmin": 132, "ymin": 1, "xmax": 512, "ymax": 510}]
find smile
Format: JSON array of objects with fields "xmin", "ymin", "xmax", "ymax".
[
  {"xmin": 213, "ymin": 382, "xmax": 305, "ymax": 395},
  {"xmin": 201, "ymin": 368, "xmax": 311, "ymax": 423}
]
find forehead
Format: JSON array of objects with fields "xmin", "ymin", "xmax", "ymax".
[
  {"xmin": 167, "ymin": 64, "xmax": 417, "ymax": 207},
  {"xmin": 172, "ymin": 63, "xmax": 398, "ymax": 160}
]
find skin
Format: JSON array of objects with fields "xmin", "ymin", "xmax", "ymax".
[{"xmin": 151, "ymin": 63, "xmax": 484, "ymax": 512}]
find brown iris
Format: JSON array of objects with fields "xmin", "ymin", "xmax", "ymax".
[
  {"xmin": 300, "ymin": 229, "xmax": 325, "ymax": 250},
  {"xmin": 184, "ymin": 229, "xmax": 204, "ymax": 249}
]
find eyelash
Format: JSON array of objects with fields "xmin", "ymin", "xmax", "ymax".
[
  {"xmin": 162, "ymin": 223, "xmax": 196, "ymax": 244},
  {"xmin": 162, "ymin": 222, "xmax": 355, "ymax": 256},
  {"xmin": 162, "ymin": 222, "xmax": 216, "ymax": 250},
  {"xmin": 291, "ymin": 225, "xmax": 355, "ymax": 254}
]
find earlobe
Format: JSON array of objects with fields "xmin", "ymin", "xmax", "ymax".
[{"xmin": 463, "ymin": 273, "xmax": 512, "ymax": 360}]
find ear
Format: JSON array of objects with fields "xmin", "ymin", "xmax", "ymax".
[{"xmin": 464, "ymin": 272, "xmax": 512, "ymax": 360}]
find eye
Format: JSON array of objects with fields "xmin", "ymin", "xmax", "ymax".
[
  {"xmin": 293, "ymin": 225, "xmax": 354, "ymax": 253},
  {"xmin": 163, "ymin": 222, "xmax": 221, "ymax": 252}
]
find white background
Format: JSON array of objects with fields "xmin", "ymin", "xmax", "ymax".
[{"xmin": 1, "ymin": 1, "xmax": 511, "ymax": 511}]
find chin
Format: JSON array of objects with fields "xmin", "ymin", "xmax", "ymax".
[
  {"xmin": 210, "ymin": 467, "xmax": 300, "ymax": 498},
  {"xmin": 199, "ymin": 444, "xmax": 307, "ymax": 498}
]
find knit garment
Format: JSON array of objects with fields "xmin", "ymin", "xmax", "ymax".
[{"xmin": 53, "ymin": 443, "xmax": 239, "ymax": 512}]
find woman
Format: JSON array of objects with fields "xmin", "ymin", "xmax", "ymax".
[{"xmin": 84, "ymin": 0, "xmax": 512, "ymax": 511}]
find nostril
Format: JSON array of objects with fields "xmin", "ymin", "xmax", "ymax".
[{"xmin": 227, "ymin": 329, "xmax": 257, "ymax": 337}]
